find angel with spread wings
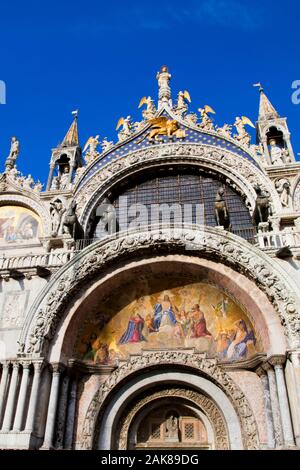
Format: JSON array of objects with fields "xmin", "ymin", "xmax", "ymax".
[
  {"xmin": 83, "ymin": 135, "xmax": 100, "ymax": 154},
  {"xmin": 234, "ymin": 116, "xmax": 255, "ymax": 146},
  {"xmin": 198, "ymin": 105, "xmax": 216, "ymax": 130},
  {"xmin": 138, "ymin": 96, "xmax": 156, "ymax": 119},
  {"xmin": 116, "ymin": 116, "xmax": 133, "ymax": 141},
  {"xmin": 175, "ymin": 90, "xmax": 191, "ymax": 116},
  {"xmin": 83, "ymin": 135, "xmax": 100, "ymax": 165}
]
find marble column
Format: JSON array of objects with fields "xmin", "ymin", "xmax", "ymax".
[
  {"xmin": 13, "ymin": 362, "xmax": 31, "ymax": 431},
  {"xmin": 64, "ymin": 377, "xmax": 78, "ymax": 449},
  {"xmin": 55, "ymin": 374, "xmax": 70, "ymax": 449},
  {"xmin": 270, "ymin": 356, "xmax": 295, "ymax": 447},
  {"xmin": 25, "ymin": 361, "xmax": 43, "ymax": 432},
  {"xmin": 2, "ymin": 362, "xmax": 20, "ymax": 431},
  {"xmin": 288, "ymin": 350, "xmax": 300, "ymax": 447},
  {"xmin": 46, "ymin": 163, "xmax": 55, "ymax": 191},
  {"xmin": 256, "ymin": 366, "xmax": 275, "ymax": 448},
  {"xmin": 0, "ymin": 362, "xmax": 10, "ymax": 427},
  {"xmin": 263, "ymin": 362, "xmax": 283, "ymax": 447},
  {"xmin": 42, "ymin": 363, "xmax": 64, "ymax": 449}
]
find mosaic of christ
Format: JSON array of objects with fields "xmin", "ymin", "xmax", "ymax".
[{"xmin": 75, "ymin": 282, "xmax": 261, "ymax": 365}]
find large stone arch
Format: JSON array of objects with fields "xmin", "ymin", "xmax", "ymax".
[
  {"xmin": 74, "ymin": 143, "xmax": 281, "ymax": 232},
  {"xmin": 119, "ymin": 389, "xmax": 221, "ymax": 449},
  {"xmin": 19, "ymin": 225, "xmax": 300, "ymax": 357},
  {"xmin": 79, "ymin": 352, "xmax": 260, "ymax": 450}
]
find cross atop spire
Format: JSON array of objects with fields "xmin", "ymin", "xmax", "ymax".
[
  {"xmin": 255, "ymin": 84, "xmax": 279, "ymax": 121},
  {"xmin": 61, "ymin": 110, "xmax": 79, "ymax": 147},
  {"xmin": 156, "ymin": 65, "xmax": 172, "ymax": 109}
]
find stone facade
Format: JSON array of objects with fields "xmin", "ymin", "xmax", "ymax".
[{"xmin": 0, "ymin": 68, "xmax": 300, "ymax": 450}]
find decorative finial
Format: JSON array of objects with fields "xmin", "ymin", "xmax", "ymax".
[
  {"xmin": 156, "ymin": 65, "xmax": 172, "ymax": 109},
  {"xmin": 253, "ymin": 82, "xmax": 264, "ymax": 92}
]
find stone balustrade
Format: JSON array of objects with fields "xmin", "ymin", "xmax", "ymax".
[
  {"xmin": 256, "ymin": 227, "xmax": 300, "ymax": 250},
  {"xmin": 0, "ymin": 250, "xmax": 76, "ymax": 274}
]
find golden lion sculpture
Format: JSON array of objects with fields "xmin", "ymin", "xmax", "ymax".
[{"xmin": 147, "ymin": 117, "xmax": 186, "ymax": 141}]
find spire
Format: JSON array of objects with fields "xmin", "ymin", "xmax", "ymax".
[
  {"xmin": 254, "ymin": 84, "xmax": 279, "ymax": 121},
  {"xmin": 156, "ymin": 65, "xmax": 172, "ymax": 108},
  {"xmin": 61, "ymin": 110, "xmax": 79, "ymax": 147}
]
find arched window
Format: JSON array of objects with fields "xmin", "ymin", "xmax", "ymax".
[{"xmin": 89, "ymin": 169, "xmax": 256, "ymax": 243}]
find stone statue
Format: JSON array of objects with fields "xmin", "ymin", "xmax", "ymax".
[
  {"xmin": 50, "ymin": 199, "xmax": 65, "ymax": 236},
  {"xmin": 156, "ymin": 65, "xmax": 172, "ymax": 106},
  {"xmin": 101, "ymin": 137, "xmax": 114, "ymax": 152},
  {"xmin": 83, "ymin": 135, "xmax": 100, "ymax": 165},
  {"xmin": 116, "ymin": 116, "xmax": 133, "ymax": 141},
  {"xmin": 5, "ymin": 136, "xmax": 20, "ymax": 169},
  {"xmin": 214, "ymin": 187, "xmax": 230, "ymax": 229},
  {"xmin": 33, "ymin": 180, "xmax": 43, "ymax": 193},
  {"xmin": 51, "ymin": 176, "xmax": 60, "ymax": 190},
  {"xmin": 269, "ymin": 139, "xmax": 284, "ymax": 165},
  {"xmin": 198, "ymin": 105, "xmax": 215, "ymax": 131},
  {"xmin": 216, "ymin": 123, "xmax": 232, "ymax": 139},
  {"xmin": 138, "ymin": 96, "xmax": 156, "ymax": 119},
  {"xmin": 234, "ymin": 116, "xmax": 255, "ymax": 146},
  {"xmin": 253, "ymin": 186, "xmax": 271, "ymax": 225},
  {"xmin": 175, "ymin": 90, "xmax": 191, "ymax": 116},
  {"xmin": 23, "ymin": 174, "xmax": 34, "ymax": 190},
  {"xmin": 165, "ymin": 414, "xmax": 179, "ymax": 441},
  {"xmin": 275, "ymin": 178, "xmax": 291, "ymax": 207},
  {"xmin": 62, "ymin": 199, "xmax": 78, "ymax": 238},
  {"xmin": 60, "ymin": 167, "xmax": 70, "ymax": 190},
  {"xmin": 184, "ymin": 113, "xmax": 198, "ymax": 126}
]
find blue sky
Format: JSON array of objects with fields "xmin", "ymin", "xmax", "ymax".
[{"xmin": 0, "ymin": 0, "xmax": 299, "ymax": 183}]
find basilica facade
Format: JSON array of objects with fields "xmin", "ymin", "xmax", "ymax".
[{"xmin": 0, "ymin": 67, "xmax": 300, "ymax": 450}]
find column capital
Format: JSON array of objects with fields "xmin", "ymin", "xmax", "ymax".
[
  {"xmin": 32, "ymin": 360, "xmax": 45, "ymax": 372},
  {"xmin": 0, "ymin": 361, "xmax": 10, "ymax": 370},
  {"xmin": 256, "ymin": 366, "xmax": 267, "ymax": 377},
  {"xmin": 262, "ymin": 361, "xmax": 273, "ymax": 373},
  {"xmin": 268, "ymin": 355, "xmax": 286, "ymax": 368},
  {"xmin": 51, "ymin": 362, "xmax": 65, "ymax": 375},
  {"xmin": 287, "ymin": 349, "xmax": 300, "ymax": 364},
  {"xmin": 20, "ymin": 360, "xmax": 32, "ymax": 370},
  {"xmin": 11, "ymin": 361, "xmax": 20, "ymax": 371}
]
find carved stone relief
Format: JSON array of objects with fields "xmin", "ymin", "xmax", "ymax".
[{"xmin": 0, "ymin": 291, "xmax": 29, "ymax": 328}]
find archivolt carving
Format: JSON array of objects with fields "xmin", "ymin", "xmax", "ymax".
[
  {"xmin": 21, "ymin": 226, "xmax": 300, "ymax": 357},
  {"xmin": 117, "ymin": 387, "xmax": 229, "ymax": 450},
  {"xmin": 81, "ymin": 351, "xmax": 259, "ymax": 450},
  {"xmin": 74, "ymin": 143, "xmax": 280, "ymax": 229}
]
